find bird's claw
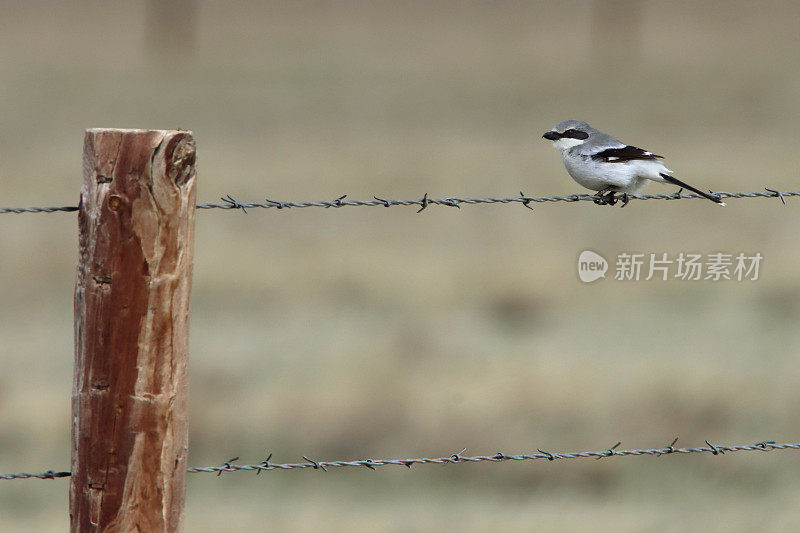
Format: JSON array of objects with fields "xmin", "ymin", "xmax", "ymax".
[
  {"xmin": 592, "ymin": 190, "xmax": 618, "ymax": 206},
  {"xmin": 593, "ymin": 190, "xmax": 629, "ymax": 207}
]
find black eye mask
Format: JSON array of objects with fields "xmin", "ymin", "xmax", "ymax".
[
  {"xmin": 561, "ymin": 129, "xmax": 589, "ymax": 140},
  {"xmin": 542, "ymin": 129, "xmax": 589, "ymax": 141}
]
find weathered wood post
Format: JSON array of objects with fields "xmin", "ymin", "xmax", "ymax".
[{"xmin": 71, "ymin": 129, "xmax": 197, "ymax": 531}]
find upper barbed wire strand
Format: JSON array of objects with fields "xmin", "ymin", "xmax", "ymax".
[{"xmin": 1, "ymin": 189, "xmax": 795, "ymax": 215}]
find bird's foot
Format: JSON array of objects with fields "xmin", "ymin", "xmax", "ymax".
[{"xmin": 592, "ymin": 189, "xmax": 618, "ymax": 206}]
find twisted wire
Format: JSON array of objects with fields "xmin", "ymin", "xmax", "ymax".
[
  {"xmin": 0, "ymin": 205, "xmax": 79, "ymax": 215},
  {"xmin": 0, "ymin": 470, "xmax": 71, "ymax": 480}
]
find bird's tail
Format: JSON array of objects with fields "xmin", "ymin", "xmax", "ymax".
[{"xmin": 660, "ymin": 173, "xmax": 725, "ymax": 206}]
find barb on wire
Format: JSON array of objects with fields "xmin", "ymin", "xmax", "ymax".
[
  {"xmin": 597, "ymin": 442, "xmax": 621, "ymax": 460},
  {"xmin": 3, "ymin": 440, "xmax": 798, "ymax": 480},
  {"xmin": 764, "ymin": 188, "xmax": 786, "ymax": 205},
  {"xmin": 519, "ymin": 191, "xmax": 535, "ymax": 210},
  {"xmin": 328, "ymin": 195, "xmax": 347, "ymax": 208},
  {"xmin": 256, "ymin": 453, "xmax": 273, "ymax": 475},
  {"xmin": 216, "ymin": 457, "xmax": 240, "ymax": 476},
  {"xmin": 416, "ymin": 192, "xmax": 430, "ymax": 213},
  {"xmin": 3, "ymin": 189, "xmax": 799, "ymax": 215},
  {"xmin": 220, "ymin": 195, "xmax": 248, "ymax": 214},
  {"xmin": 657, "ymin": 437, "xmax": 680, "ymax": 456}
]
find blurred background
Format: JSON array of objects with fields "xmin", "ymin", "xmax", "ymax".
[{"xmin": 1, "ymin": 1, "xmax": 799, "ymax": 530}]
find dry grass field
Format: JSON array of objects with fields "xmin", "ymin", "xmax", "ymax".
[{"xmin": 1, "ymin": 1, "xmax": 800, "ymax": 530}]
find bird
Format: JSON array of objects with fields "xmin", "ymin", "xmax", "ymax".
[{"xmin": 542, "ymin": 120, "xmax": 725, "ymax": 207}]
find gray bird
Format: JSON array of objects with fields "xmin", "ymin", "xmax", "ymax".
[{"xmin": 543, "ymin": 120, "xmax": 724, "ymax": 206}]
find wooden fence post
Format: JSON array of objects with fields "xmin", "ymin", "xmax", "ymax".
[{"xmin": 71, "ymin": 129, "xmax": 197, "ymax": 531}]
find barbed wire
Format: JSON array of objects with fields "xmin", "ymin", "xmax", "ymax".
[
  {"xmin": 3, "ymin": 440, "xmax": 797, "ymax": 480},
  {"xmin": 0, "ymin": 188, "xmax": 796, "ymax": 215},
  {"xmin": 0, "ymin": 204, "xmax": 79, "ymax": 215},
  {"xmin": 0, "ymin": 470, "xmax": 71, "ymax": 480}
]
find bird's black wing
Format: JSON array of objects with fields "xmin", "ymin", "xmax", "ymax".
[{"xmin": 591, "ymin": 145, "xmax": 663, "ymax": 163}]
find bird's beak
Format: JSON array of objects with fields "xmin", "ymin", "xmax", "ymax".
[{"xmin": 542, "ymin": 131, "xmax": 561, "ymax": 141}]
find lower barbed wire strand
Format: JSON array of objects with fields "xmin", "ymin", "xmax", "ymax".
[
  {"xmin": 185, "ymin": 441, "xmax": 797, "ymax": 475},
  {"xmin": 4, "ymin": 441, "xmax": 797, "ymax": 479}
]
